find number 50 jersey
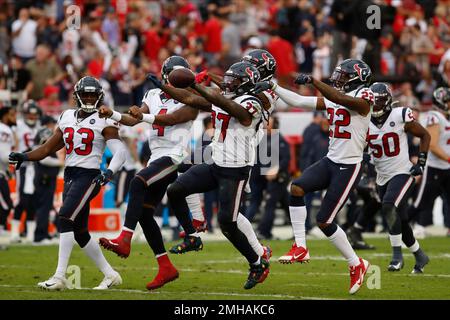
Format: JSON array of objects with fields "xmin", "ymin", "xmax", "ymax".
[
  {"xmin": 58, "ymin": 110, "xmax": 119, "ymax": 170},
  {"xmin": 368, "ymin": 107, "xmax": 414, "ymax": 186}
]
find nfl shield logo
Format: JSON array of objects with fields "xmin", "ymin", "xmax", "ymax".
[
  {"xmin": 390, "ymin": 121, "xmax": 395, "ymax": 127},
  {"xmin": 90, "ymin": 119, "xmax": 96, "ymax": 124}
]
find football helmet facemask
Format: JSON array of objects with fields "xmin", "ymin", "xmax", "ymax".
[
  {"xmin": 330, "ymin": 59, "xmax": 372, "ymax": 93},
  {"xmin": 73, "ymin": 76, "xmax": 104, "ymax": 113},
  {"xmin": 221, "ymin": 62, "xmax": 260, "ymax": 97},
  {"xmin": 22, "ymin": 99, "xmax": 42, "ymax": 127},
  {"xmin": 370, "ymin": 82, "xmax": 393, "ymax": 118},
  {"xmin": 242, "ymin": 49, "xmax": 276, "ymax": 81},
  {"xmin": 161, "ymin": 55, "xmax": 191, "ymax": 84},
  {"xmin": 432, "ymin": 87, "xmax": 450, "ymax": 114}
]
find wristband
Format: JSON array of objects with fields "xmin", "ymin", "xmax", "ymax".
[
  {"xmin": 110, "ymin": 111, "xmax": 122, "ymax": 122},
  {"xmin": 448, "ymin": 157, "xmax": 450, "ymax": 164},
  {"xmin": 142, "ymin": 113, "xmax": 155, "ymax": 124}
]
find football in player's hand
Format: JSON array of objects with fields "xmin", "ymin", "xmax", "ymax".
[{"xmin": 168, "ymin": 68, "xmax": 195, "ymax": 88}]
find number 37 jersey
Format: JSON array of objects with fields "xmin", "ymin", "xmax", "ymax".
[
  {"xmin": 368, "ymin": 107, "xmax": 414, "ymax": 186},
  {"xmin": 58, "ymin": 110, "xmax": 119, "ymax": 170},
  {"xmin": 324, "ymin": 88, "xmax": 373, "ymax": 165}
]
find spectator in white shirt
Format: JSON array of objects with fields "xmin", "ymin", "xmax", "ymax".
[{"xmin": 11, "ymin": 8, "xmax": 37, "ymax": 62}]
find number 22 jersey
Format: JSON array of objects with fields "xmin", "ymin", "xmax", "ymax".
[
  {"xmin": 324, "ymin": 87, "xmax": 374, "ymax": 165},
  {"xmin": 58, "ymin": 110, "xmax": 119, "ymax": 170}
]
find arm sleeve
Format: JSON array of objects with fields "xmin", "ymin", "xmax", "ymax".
[
  {"xmin": 106, "ymin": 139, "xmax": 127, "ymax": 174},
  {"xmin": 273, "ymin": 85, "xmax": 317, "ymax": 109},
  {"xmin": 39, "ymin": 156, "xmax": 61, "ymax": 167},
  {"xmin": 402, "ymin": 107, "xmax": 415, "ymax": 123}
]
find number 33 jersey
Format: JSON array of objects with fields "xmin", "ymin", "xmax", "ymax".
[
  {"xmin": 58, "ymin": 110, "xmax": 119, "ymax": 170},
  {"xmin": 368, "ymin": 107, "xmax": 414, "ymax": 186},
  {"xmin": 324, "ymin": 87, "xmax": 374, "ymax": 165}
]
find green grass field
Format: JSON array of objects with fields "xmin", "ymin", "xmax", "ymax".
[{"xmin": 0, "ymin": 237, "xmax": 449, "ymax": 300}]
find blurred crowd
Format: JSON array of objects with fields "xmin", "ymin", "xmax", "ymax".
[{"xmin": 0, "ymin": 0, "xmax": 449, "ymax": 241}]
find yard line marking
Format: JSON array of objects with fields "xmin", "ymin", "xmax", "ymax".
[{"xmin": 0, "ymin": 284, "xmax": 337, "ymax": 300}]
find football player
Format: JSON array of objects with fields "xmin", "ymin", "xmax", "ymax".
[
  {"xmin": 411, "ymin": 87, "xmax": 450, "ymax": 237},
  {"xmin": 10, "ymin": 100, "xmax": 41, "ymax": 243},
  {"xmin": 365, "ymin": 82, "xmax": 430, "ymax": 273},
  {"xmin": 255, "ymin": 59, "xmax": 374, "ymax": 294},
  {"xmin": 0, "ymin": 107, "xmax": 16, "ymax": 235},
  {"xmin": 98, "ymin": 56, "xmax": 204, "ymax": 290},
  {"xmin": 9, "ymin": 76, "xmax": 127, "ymax": 290},
  {"xmin": 164, "ymin": 61, "xmax": 271, "ymax": 290}
]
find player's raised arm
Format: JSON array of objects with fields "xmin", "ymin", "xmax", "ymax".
[
  {"xmin": 128, "ymin": 104, "xmax": 199, "ymax": 126},
  {"xmin": 98, "ymin": 104, "xmax": 149, "ymax": 126},
  {"xmin": 191, "ymin": 63, "xmax": 264, "ymax": 126},
  {"xmin": 146, "ymin": 74, "xmax": 212, "ymax": 112},
  {"xmin": 297, "ymin": 75, "xmax": 371, "ymax": 116},
  {"xmin": 9, "ymin": 128, "xmax": 65, "ymax": 169},
  {"xmin": 253, "ymin": 81, "xmax": 319, "ymax": 110}
]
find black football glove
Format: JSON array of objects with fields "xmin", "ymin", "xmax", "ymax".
[
  {"xmin": 409, "ymin": 152, "xmax": 427, "ymax": 176},
  {"xmin": 93, "ymin": 169, "xmax": 114, "ymax": 186},
  {"xmin": 147, "ymin": 74, "xmax": 162, "ymax": 88},
  {"xmin": 253, "ymin": 81, "xmax": 273, "ymax": 94},
  {"xmin": 9, "ymin": 152, "xmax": 28, "ymax": 170},
  {"xmin": 294, "ymin": 74, "xmax": 313, "ymax": 85}
]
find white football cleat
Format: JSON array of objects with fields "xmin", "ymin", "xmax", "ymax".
[
  {"xmin": 93, "ymin": 271, "xmax": 122, "ymax": 290},
  {"xmin": 38, "ymin": 275, "xmax": 68, "ymax": 291}
]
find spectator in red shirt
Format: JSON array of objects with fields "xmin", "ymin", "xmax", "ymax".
[
  {"xmin": 38, "ymin": 85, "xmax": 62, "ymax": 118},
  {"xmin": 203, "ymin": 11, "xmax": 222, "ymax": 67},
  {"xmin": 267, "ymin": 31, "xmax": 297, "ymax": 86}
]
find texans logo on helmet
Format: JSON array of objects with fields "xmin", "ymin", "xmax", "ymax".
[
  {"xmin": 354, "ymin": 64, "xmax": 370, "ymax": 82},
  {"xmin": 262, "ymin": 53, "xmax": 274, "ymax": 70},
  {"xmin": 245, "ymin": 67, "xmax": 255, "ymax": 81}
]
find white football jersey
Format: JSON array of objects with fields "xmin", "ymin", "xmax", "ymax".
[
  {"xmin": 325, "ymin": 87, "xmax": 374, "ymax": 164},
  {"xmin": 426, "ymin": 110, "xmax": 450, "ymax": 170},
  {"xmin": 368, "ymin": 107, "xmax": 415, "ymax": 186},
  {"xmin": 119, "ymin": 125, "xmax": 137, "ymax": 171},
  {"xmin": 58, "ymin": 110, "xmax": 119, "ymax": 170},
  {"xmin": 142, "ymin": 89, "xmax": 192, "ymax": 164},
  {"xmin": 262, "ymin": 89, "xmax": 279, "ymax": 114},
  {"xmin": 0, "ymin": 123, "xmax": 14, "ymax": 176},
  {"xmin": 210, "ymin": 94, "xmax": 263, "ymax": 167},
  {"xmin": 15, "ymin": 119, "xmax": 39, "ymax": 152}
]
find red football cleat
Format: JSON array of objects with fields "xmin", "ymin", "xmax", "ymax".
[
  {"xmin": 262, "ymin": 245, "xmax": 272, "ymax": 261},
  {"xmin": 178, "ymin": 219, "xmax": 208, "ymax": 238},
  {"xmin": 99, "ymin": 230, "xmax": 132, "ymax": 258},
  {"xmin": 146, "ymin": 265, "xmax": 179, "ymax": 290},
  {"xmin": 349, "ymin": 258, "xmax": 370, "ymax": 295},
  {"xmin": 278, "ymin": 242, "xmax": 310, "ymax": 264}
]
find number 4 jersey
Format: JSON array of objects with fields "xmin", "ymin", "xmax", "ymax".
[
  {"xmin": 325, "ymin": 87, "xmax": 374, "ymax": 165},
  {"xmin": 368, "ymin": 107, "xmax": 415, "ymax": 186},
  {"xmin": 58, "ymin": 110, "xmax": 119, "ymax": 170},
  {"xmin": 142, "ymin": 89, "xmax": 192, "ymax": 164}
]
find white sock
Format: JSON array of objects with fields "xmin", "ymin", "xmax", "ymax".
[
  {"xmin": 186, "ymin": 193, "xmax": 204, "ymax": 221},
  {"xmin": 389, "ymin": 234, "xmax": 402, "ymax": 247},
  {"xmin": 154, "ymin": 216, "xmax": 163, "ymax": 228},
  {"xmin": 237, "ymin": 213, "xmax": 264, "ymax": 256},
  {"xmin": 168, "ymin": 216, "xmax": 178, "ymax": 228},
  {"xmin": 55, "ymin": 232, "xmax": 75, "ymax": 278},
  {"xmin": 354, "ymin": 222, "xmax": 364, "ymax": 230},
  {"xmin": 26, "ymin": 221, "xmax": 36, "ymax": 242},
  {"xmin": 408, "ymin": 240, "xmax": 420, "ymax": 253},
  {"xmin": 82, "ymin": 238, "xmax": 116, "ymax": 277},
  {"xmin": 10, "ymin": 219, "xmax": 20, "ymax": 238},
  {"xmin": 328, "ymin": 226, "xmax": 360, "ymax": 267},
  {"xmin": 122, "ymin": 226, "xmax": 134, "ymax": 233},
  {"xmin": 289, "ymin": 206, "xmax": 307, "ymax": 248}
]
